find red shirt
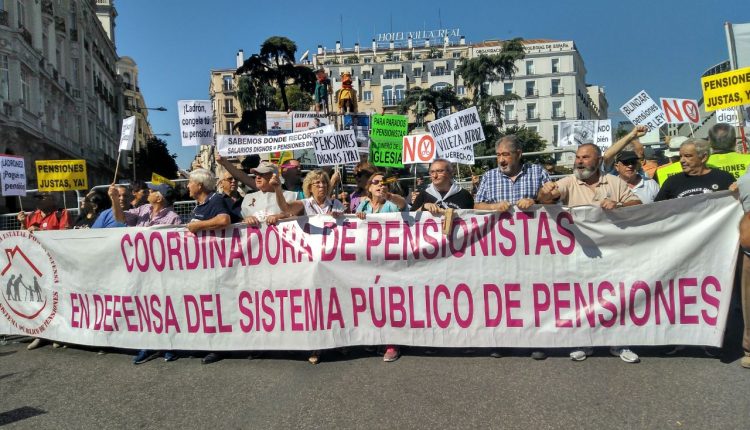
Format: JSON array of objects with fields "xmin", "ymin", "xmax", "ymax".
[{"xmin": 24, "ymin": 209, "xmax": 69, "ymax": 230}]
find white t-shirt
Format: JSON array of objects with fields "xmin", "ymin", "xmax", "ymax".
[
  {"xmin": 302, "ymin": 197, "xmax": 344, "ymax": 215},
  {"xmin": 240, "ymin": 190, "xmax": 297, "ymax": 220}
]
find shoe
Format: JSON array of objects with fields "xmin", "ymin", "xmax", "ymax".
[
  {"xmin": 383, "ymin": 346, "xmax": 400, "ymax": 362},
  {"xmin": 202, "ymin": 352, "xmax": 222, "ymax": 365},
  {"xmin": 664, "ymin": 345, "xmax": 686, "ymax": 356},
  {"xmin": 569, "ymin": 347, "xmax": 594, "ymax": 361},
  {"xmin": 308, "ymin": 351, "xmax": 320, "ymax": 365},
  {"xmin": 164, "ymin": 351, "xmax": 178, "ymax": 362},
  {"xmin": 741, "ymin": 355, "xmax": 750, "ymax": 369},
  {"xmin": 489, "ymin": 351, "xmax": 502, "ymax": 358},
  {"xmin": 531, "ymin": 350, "xmax": 547, "ymax": 360},
  {"xmin": 133, "ymin": 349, "xmax": 152, "ymax": 365},
  {"xmin": 52, "ymin": 342, "xmax": 62, "ymax": 349},
  {"xmin": 610, "ymin": 347, "xmax": 639, "ymax": 363},
  {"xmin": 27, "ymin": 338, "xmax": 43, "ymax": 350}
]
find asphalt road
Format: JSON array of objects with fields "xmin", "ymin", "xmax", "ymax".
[{"xmin": 2, "ymin": 318, "xmax": 749, "ymax": 429}]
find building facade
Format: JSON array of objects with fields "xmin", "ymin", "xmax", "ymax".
[
  {"xmin": 0, "ymin": 0, "xmax": 123, "ymax": 211},
  {"xmin": 117, "ymin": 56, "xmax": 153, "ymax": 159}
]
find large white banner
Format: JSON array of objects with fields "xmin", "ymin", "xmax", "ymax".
[
  {"xmin": 216, "ymin": 125, "xmax": 335, "ymax": 157},
  {"xmin": 178, "ymin": 100, "xmax": 214, "ymax": 147},
  {"xmin": 0, "ymin": 193, "xmax": 741, "ymax": 350},
  {"xmin": 0, "ymin": 155, "xmax": 26, "ymax": 196}
]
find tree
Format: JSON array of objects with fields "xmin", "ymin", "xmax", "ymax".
[
  {"xmin": 396, "ymin": 86, "xmax": 465, "ymax": 125},
  {"xmin": 134, "ymin": 136, "xmax": 179, "ymax": 180},
  {"xmin": 274, "ymin": 86, "xmax": 314, "ymax": 112}
]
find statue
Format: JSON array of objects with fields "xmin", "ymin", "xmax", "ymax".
[
  {"xmin": 314, "ymin": 69, "xmax": 331, "ymax": 114},
  {"xmin": 336, "ymin": 71, "xmax": 358, "ymax": 114}
]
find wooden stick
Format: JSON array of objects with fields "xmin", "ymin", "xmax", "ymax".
[
  {"xmin": 17, "ymin": 196, "xmax": 23, "ymax": 212},
  {"xmin": 442, "ymin": 208, "xmax": 454, "ymax": 236},
  {"xmin": 688, "ymin": 123, "xmax": 695, "ymax": 138},
  {"xmin": 113, "ymin": 150, "xmax": 122, "ymax": 183}
]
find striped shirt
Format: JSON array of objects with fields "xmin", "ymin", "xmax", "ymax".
[{"xmin": 475, "ymin": 164, "xmax": 551, "ymax": 204}]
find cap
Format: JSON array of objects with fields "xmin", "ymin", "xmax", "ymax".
[
  {"xmin": 665, "ymin": 136, "xmax": 688, "ymax": 158},
  {"xmin": 147, "ymin": 183, "xmax": 176, "ymax": 205},
  {"xmin": 251, "ymin": 161, "xmax": 278, "ymax": 175},
  {"xmin": 615, "ymin": 151, "xmax": 639, "ymax": 164}
]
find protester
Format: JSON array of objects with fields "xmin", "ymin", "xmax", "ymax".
[
  {"xmin": 130, "ymin": 181, "xmax": 149, "ymax": 208},
  {"xmin": 474, "ymin": 135, "xmax": 551, "ymax": 212},
  {"xmin": 217, "ymin": 169, "xmax": 244, "ymax": 222},
  {"xmin": 706, "ymin": 123, "xmax": 750, "ymax": 179},
  {"xmin": 412, "ymin": 159, "xmax": 474, "ymax": 212},
  {"xmin": 271, "ymin": 169, "xmax": 344, "ymax": 364},
  {"xmin": 641, "ymin": 147, "xmax": 661, "ymax": 179},
  {"xmin": 281, "ymin": 159, "xmax": 305, "ymax": 200},
  {"xmin": 736, "ymin": 171, "xmax": 750, "ymax": 369},
  {"xmin": 109, "ymin": 183, "xmax": 181, "ymax": 364},
  {"xmin": 654, "ymin": 136, "xmax": 688, "ymax": 185},
  {"xmin": 241, "ymin": 161, "xmax": 297, "ymax": 226},
  {"xmin": 92, "ymin": 185, "xmax": 129, "ymax": 228},
  {"xmin": 215, "ymin": 152, "xmax": 258, "ymax": 192},
  {"xmin": 72, "ymin": 190, "xmax": 110, "ymax": 229},
  {"xmin": 655, "ymin": 138, "xmax": 735, "ymax": 201},
  {"xmin": 614, "ymin": 151, "xmax": 660, "ymax": 204},
  {"xmin": 602, "ymin": 125, "xmax": 647, "ymax": 171}
]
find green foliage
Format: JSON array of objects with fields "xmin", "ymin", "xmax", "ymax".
[
  {"xmin": 134, "ymin": 137, "xmax": 179, "ymax": 180},
  {"xmin": 274, "ymin": 86, "xmax": 313, "ymax": 111},
  {"xmin": 397, "ymin": 86, "xmax": 466, "ymax": 125},
  {"xmin": 472, "ymin": 125, "xmax": 548, "ymax": 174}
]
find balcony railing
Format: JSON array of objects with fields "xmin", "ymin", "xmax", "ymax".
[
  {"xmin": 551, "ymin": 87, "xmax": 564, "ymax": 95},
  {"xmin": 552, "ymin": 111, "xmax": 566, "ymax": 119},
  {"xmin": 433, "ymin": 69, "xmax": 449, "ymax": 76},
  {"xmin": 383, "ymin": 73, "xmax": 403, "ymax": 80},
  {"xmin": 525, "ymin": 89, "xmax": 539, "ymax": 97},
  {"xmin": 526, "ymin": 112, "xmax": 539, "ymax": 121},
  {"xmin": 382, "ymin": 96, "xmax": 404, "ymax": 107}
]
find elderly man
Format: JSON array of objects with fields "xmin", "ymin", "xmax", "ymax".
[
  {"xmin": 654, "ymin": 136, "xmax": 688, "ymax": 185},
  {"xmin": 614, "ymin": 151, "xmax": 660, "ymax": 204},
  {"xmin": 655, "ymin": 138, "xmax": 735, "ymax": 201},
  {"xmin": 413, "ymin": 159, "xmax": 474, "ymax": 212},
  {"xmin": 474, "ymin": 135, "xmax": 551, "ymax": 212},
  {"xmin": 92, "ymin": 185, "xmax": 130, "ymax": 228},
  {"xmin": 706, "ymin": 123, "xmax": 750, "ymax": 179},
  {"xmin": 241, "ymin": 161, "xmax": 298, "ymax": 226}
]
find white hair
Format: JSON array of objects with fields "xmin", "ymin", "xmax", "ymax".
[{"xmin": 189, "ymin": 168, "xmax": 216, "ymax": 192}]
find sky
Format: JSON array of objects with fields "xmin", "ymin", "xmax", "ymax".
[{"xmin": 114, "ymin": 0, "xmax": 750, "ymax": 169}]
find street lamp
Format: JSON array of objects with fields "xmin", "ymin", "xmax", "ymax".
[{"xmin": 137, "ymin": 106, "xmax": 167, "ymax": 112}]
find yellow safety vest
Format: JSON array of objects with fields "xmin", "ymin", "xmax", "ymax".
[
  {"xmin": 707, "ymin": 152, "xmax": 750, "ymax": 180},
  {"xmin": 655, "ymin": 162, "xmax": 683, "ymax": 186}
]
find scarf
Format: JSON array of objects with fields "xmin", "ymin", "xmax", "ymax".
[{"xmin": 425, "ymin": 183, "xmax": 462, "ymax": 208}]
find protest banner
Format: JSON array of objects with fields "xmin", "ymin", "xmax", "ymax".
[
  {"xmin": 402, "ymin": 134, "xmax": 436, "ymax": 164},
  {"xmin": 177, "ymin": 100, "xmax": 213, "ymax": 147},
  {"xmin": 312, "ymin": 129, "xmax": 360, "ymax": 166},
  {"xmin": 119, "ymin": 116, "xmax": 137, "ymax": 151},
  {"xmin": 0, "ymin": 155, "xmax": 26, "ymax": 197},
  {"xmin": 620, "ymin": 91, "xmax": 667, "ymax": 132},
  {"xmin": 557, "ymin": 120, "xmax": 612, "ymax": 150},
  {"xmin": 266, "ymin": 111, "xmax": 293, "ymax": 136},
  {"xmin": 291, "ymin": 111, "xmax": 330, "ymax": 169},
  {"xmin": 0, "ymin": 192, "xmax": 739, "ymax": 351},
  {"xmin": 151, "ymin": 172, "xmax": 176, "ymax": 187},
  {"xmin": 216, "ymin": 125, "xmax": 335, "ymax": 157},
  {"xmin": 35, "ymin": 160, "xmax": 87, "ymax": 191},
  {"xmin": 701, "ymin": 66, "xmax": 750, "ymax": 111},
  {"xmin": 716, "ymin": 107, "xmax": 741, "ymax": 126},
  {"xmin": 660, "ymin": 98, "xmax": 701, "ymax": 124},
  {"xmin": 343, "ymin": 113, "xmax": 371, "ymax": 150},
  {"xmin": 370, "ymin": 114, "xmax": 408, "ymax": 168},
  {"xmin": 428, "ymin": 107, "xmax": 484, "ymax": 164}
]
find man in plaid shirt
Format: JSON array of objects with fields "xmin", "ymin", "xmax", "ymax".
[{"xmin": 474, "ymin": 135, "xmax": 551, "ymax": 212}]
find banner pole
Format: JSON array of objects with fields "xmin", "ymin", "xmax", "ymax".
[
  {"xmin": 688, "ymin": 123, "xmax": 695, "ymax": 138},
  {"xmin": 113, "ymin": 150, "xmax": 122, "ymax": 184},
  {"xmin": 737, "ymin": 105, "xmax": 748, "ymax": 152},
  {"xmin": 413, "ymin": 164, "xmax": 417, "ymax": 191},
  {"xmin": 17, "ymin": 196, "xmax": 23, "ymax": 212}
]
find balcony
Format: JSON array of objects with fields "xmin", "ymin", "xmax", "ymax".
[
  {"xmin": 20, "ymin": 27, "xmax": 32, "ymax": 45},
  {"xmin": 382, "ymin": 72, "xmax": 403, "ymax": 80},
  {"xmin": 525, "ymin": 89, "xmax": 539, "ymax": 98},
  {"xmin": 526, "ymin": 112, "xmax": 540, "ymax": 121},
  {"xmin": 551, "ymin": 87, "xmax": 565, "ymax": 96},
  {"xmin": 552, "ymin": 111, "xmax": 566, "ymax": 120},
  {"xmin": 382, "ymin": 96, "xmax": 404, "ymax": 107},
  {"xmin": 222, "ymin": 106, "xmax": 237, "ymax": 116},
  {"xmin": 433, "ymin": 69, "xmax": 449, "ymax": 76}
]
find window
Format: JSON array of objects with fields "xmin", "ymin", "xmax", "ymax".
[
  {"xmin": 504, "ymin": 104, "xmax": 515, "ymax": 122},
  {"xmin": 20, "ymin": 65, "xmax": 31, "ymax": 110},
  {"xmin": 434, "ymin": 66, "xmax": 446, "ymax": 76},
  {"xmin": 363, "ymin": 90, "xmax": 372, "ymax": 101},
  {"xmin": 364, "ymin": 57, "xmax": 372, "ymax": 64},
  {"xmin": 527, "ymin": 125, "xmax": 537, "ymax": 132},
  {"xmin": 223, "ymin": 98, "xmax": 234, "ymax": 114},
  {"xmin": 362, "ymin": 70, "xmax": 371, "ymax": 80},
  {"xmin": 552, "ymin": 58, "xmax": 560, "ymax": 73},
  {"xmin": 525, "ymin": 60, "xmax": 535, "ymax": 75},
  {"xmin": 222, "ymin": 75, "xmax": 233, "ymax": 91},
  {"xmin": 551, "ymin": 79, "xmax": 561, "ymax": 95},
  {"xmin": 384, "ymin": 70, "xmax": 402, "ymax": 79},
  {"xmin": 413, "ymin": 67, "xmax": 422, "ymax": 77},
  {"xmin": 432, "ymin": 82, "xmax": 449, "ymax": 91},
  {"xmin": 225, "ymin": 121, "xmax": 234, "ymax": 134},
  {"xmin": 456, "ymin": 86, "xmax": 466, "ymax": 96},
  {"xmin": 526, "ymin": 103, "xmax": 537, "ymax": 120},
  {"xmin": 525, "ymin": 81, "xmax": 536, "ymax": 97},
  {"xmin": 394, "ymin": 84, "xmax": 405, "ymax": 102},
  {"xmin": 552, "ymin": 101, "xmax": 563, "ymax": 118},
  {"xmin": 452, "ymin": 52, "xmax": 462, "ymax": 58},
  {"xmin": 553, "ymin": 124, "xmax": 559, "ymax": 143},
  {"xmin": 503, "ymin": 83, "xmax": 513, "ymax": 95},
  {"xmin": 0, "ymin": 54, "xmax": 9, "ymax": 101},
  {"xmin": 382, "ymin": 86, "xmax": 394, "ymax": 106}
]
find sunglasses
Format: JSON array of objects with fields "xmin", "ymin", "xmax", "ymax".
[{"xmin": 370, "ymin": 179, "xmax": 385, "ymax": 185}]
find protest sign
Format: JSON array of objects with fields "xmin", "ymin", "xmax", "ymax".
[
  {"xmin": 343, "ymin": 113, "xmax": 371, "ymax": 150},
  {"xmin": 370, "ymin": 114, "xmax": 408, "ymax": 168},
  {"xmin": 660, "ymin": 98, "xmax": 701, "ymax": 124},
  {"xmin": 119, "ymin": 116, "xmax": 136, "ymax": 151},
  {"xmin": 0, "ymin": 192, "xmax": 739, "ymax": 350},
  {"xmin": 312, "ymin": 129, "xmax": 360, "ymax": 166},
  {"xmin": 35, "ymin": 160, "xmax": 87, "ymax": 191},
  {"xmin": 291, "ymin": 111, "xmax": 330, "ymax": 169},
  {"xmin": 557, "ymin": 120, "xmax": 612, "ymax": 150},
  {"xmin": 216, "ymin": 125, "xmax": 335, "ymax": 157},
  {"xmin": 178, "ymin": 100, "xmax": 213, "ymax": 147},
  {"xmin": 0, "ymin": 155, "xmax": 26, "ymax": 196},
  {"xmin": 716, "ymin": 107, "xmax": 741, "ymax": 126},
  {"xmin": 437, "ymin": 142, "xmax": 475, "ymax": 165},
  {"xmin": 151, "ymin": 172, "xmax": 176, "ymax": 187},
  {"xmin": 428, "ymin": 107, "xmax": 484, "ymax": 164},
  {"xmin": 620, "ymin": 90, "xmax": 666, "ymax": 132},
  {"xmin": 266, "ymin": 111, "xmax": 293, "ymax": 136},
  {"xmin": 402, "ymin": 134, "xmax": 436, "ymax": 164},
  {"xmin": 701, "ymin": 66, "xmax": 750, "ymax": 111}
]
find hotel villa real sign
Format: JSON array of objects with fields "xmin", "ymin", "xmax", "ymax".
[{"xmin": 375, "ymin": 28, "xmax": 461, "ymax": 42}]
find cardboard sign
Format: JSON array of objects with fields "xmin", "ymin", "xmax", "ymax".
[
  {"xmin": 178, "ymin": 100, "xmax": 214, "ymax": 147},
  {"xmin": 370, "ymin": 114, "xmax": 408, "ymax": 168},
  {"xmin": 36, "ymin": 160, "xmax": 88, "ymax": 191},
  {"xmin": 701, "ymin": 66, "xmax": 750, "ymax": 111},
  {"xmin": 402, "ymin": 134, "xmax": 436, "ymax": 164},
  {"xmin": 428, "ymin": 106, "xmax": 484, "ymax": 161},
  {"xmin": 660, "ymin": 98, "xmax": 701, "ymax": 124},
  {"xmin": 619, "ymin": 90, "xmax": 666, "ymax": 132},
  {"xmin": 216, "ymin": 125, "xmax": 335, "ymax": 157},
  {"xmin": 119, "ymin": 116, "xmax": 136, "ymax": 151},
  {"xmin": 312, "ymin": 129, "xmax": 360, "ymax": 166},
  {"xmin": 0, "ymin": 155, "xmax": 26, "ymax": 196},
  {"xmin": 151, "ymin": 172, "xmax": 176, "ymax": 188},
  {"xmin": 557, "ymin": 120, "xmax": 612, "ymax": 150}
]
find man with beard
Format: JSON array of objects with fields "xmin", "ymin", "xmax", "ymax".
[
  {"xmin": 474, "ymin": 135, "xmax": 551, "ymax": 212},
  {"xmin": 614, "ymin": 151, "xmax": 659, "ymax": 204},
  {"xmin": 655, "ymin": 138, "xmax": 734, "ymax": 201}
]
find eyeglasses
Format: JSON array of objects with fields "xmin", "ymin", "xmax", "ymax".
[
  {"xmin": 429, "ymin": 169, "xmax": 447, "ymax": 175},
  {"xmin": 618, "ymin": 160, "xmax": 639, "ymax": 166},
  {"xmin": 223, "ymin": 178, "xmax": 237, "ymax": 182},
  {"xmin": 370, "ymin": 179, "xmax": 385, "ymax": 185},
  {"xmin": 312, "ymin": 181, "xmax": 326, "ymax": 187}
]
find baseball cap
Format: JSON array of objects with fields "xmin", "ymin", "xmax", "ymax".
[
  {"xmin": 615, "ymin": 151, "xmax": 639, "ymax": 164},
  {"xmin": 251, "ymin": 161, "xmax": 278, "ymax": 175},
  {"xmin": 665, "ymin": 136, "xmax": 688, "ymax": 158},
  {"xmin": 147, "ymin": 183, "xmax": 176, "ymax": 205}
]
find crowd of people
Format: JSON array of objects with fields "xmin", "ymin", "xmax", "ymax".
[{"xmin": 11, "ymin": 122, "xmax": 750, "ymax": 369}]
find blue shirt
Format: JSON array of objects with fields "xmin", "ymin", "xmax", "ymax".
[
  {"xmin": 356, "ymin": 199, "xmax": 400, "ymax": 214},
  {"xmin": 475, "ymin": 164, "xmax": 551, "ymax": 204},
  {"xmin": 91, "ymin": 208, "xmax": 126, "ymax": 228},
  {"xmin": 192, "ymin": 193, "xmax": 231, "ymax": 222}
]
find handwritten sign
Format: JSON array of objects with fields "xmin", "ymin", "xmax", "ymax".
[{"xmin": 178, "ymin": 100, "xmax": 213, "ymax": 147}]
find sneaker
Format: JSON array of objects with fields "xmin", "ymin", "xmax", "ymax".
[
  {"xmin": 201, "ymin": 352, "xmax": 222, "ymax": 365},
  {"xmin": 489, "ymin": 350, "xmax": 502, "ymax": 358},
  {"xmin": 664, "ymin": 345, "xmax": 686, "ymax": 356},
  {"xmin": 610, "ymin": 347, "xmax": 639, "ymax": 363},
  {"xmin": 27, "ymin": 338, "xmax": 43, "ymax": 350},
  {"xmin": 741, "ymin": 355, "xmax": 750, "ymax": 369},
  {"xmin": 531, "ymin": 350, "xmax": 547, "ymax": 360},
  {"xmin": 569, "ymin": 347, "xmax": 594, "ymax": 361},
  {"xmin": 133, "ymin": 349, "xmax": 152, "ymax": 365},
  {"xmin": 164, "ymin": 351, "xmax": 178, "ymax": 362},
  {"xmin": 383, "ymin": 346, "xmax": 400, "ymax": 362}
]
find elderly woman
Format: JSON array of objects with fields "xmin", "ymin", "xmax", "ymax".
[
  {"xmin": 355, "ymin": 172, "xmax": 405, "ymax": 362},
  {"xmin": 272, "ymin": 170, "xmax": 344, "ymax": 364}
]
